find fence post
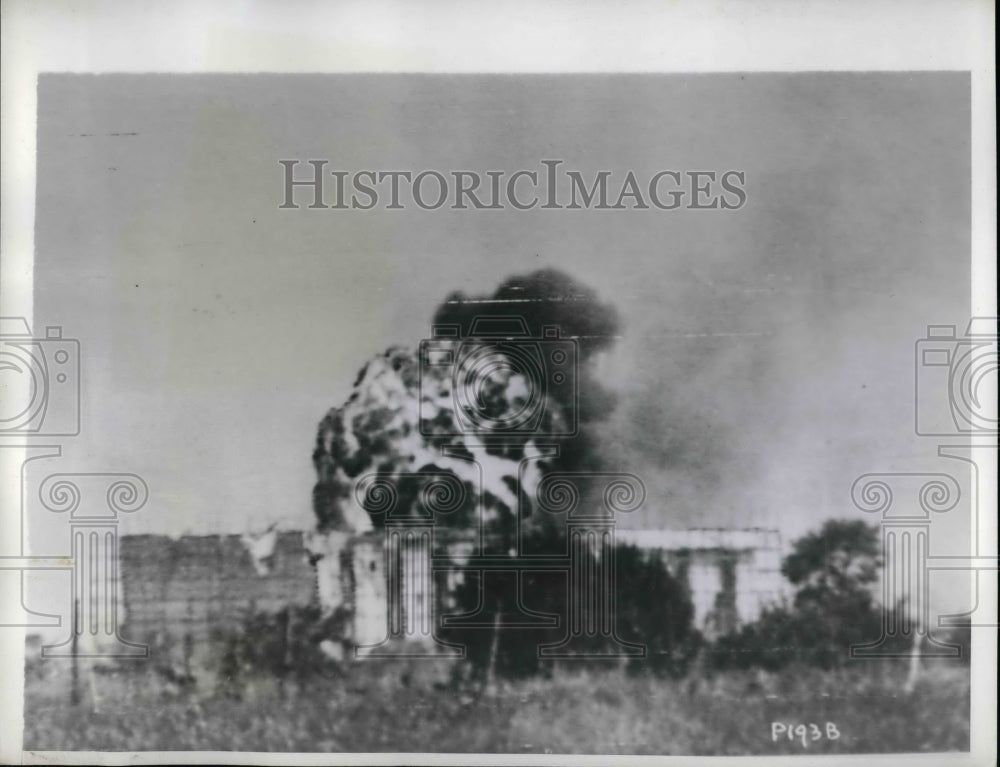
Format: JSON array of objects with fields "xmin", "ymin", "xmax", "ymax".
[{"xmin": 70, "ymin": 597, "xmax": 80, "ymax": 705}]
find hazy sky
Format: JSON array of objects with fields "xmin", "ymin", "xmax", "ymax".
[{"xmin": 31, "ymin": 74, "xmax": 970, "ymax": 555}]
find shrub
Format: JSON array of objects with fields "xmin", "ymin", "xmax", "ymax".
[
  {"xmin": 213, "ymin": 603, "xmax": 350, "ymax": 696},
  {"xmin": 709, "ymin": 600, "xmax": 882, "ymax": 671},
  {"xmin": 615, "ymin": 544, "xmax": 702, "ymax": 677}
]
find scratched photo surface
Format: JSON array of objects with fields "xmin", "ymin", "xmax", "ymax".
[{"xmin": 18, "ymin": 73, "xmax": 974, "ymax": 755}]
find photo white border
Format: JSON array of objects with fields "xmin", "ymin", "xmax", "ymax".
[{"xmin": 1, "ymin": 1, "xmax": 995, "ymax": 765}]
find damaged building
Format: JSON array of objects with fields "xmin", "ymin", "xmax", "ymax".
[{"xmin": 116, "ymin": 525, "xmax": 788, "ymax": 653}]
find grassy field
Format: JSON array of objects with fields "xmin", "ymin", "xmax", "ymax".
[{"xmin": 24, "ymin": 654, "xmax": 969, "ymax": 755}]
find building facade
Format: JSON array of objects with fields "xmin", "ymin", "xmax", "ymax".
[{"xmin": 115, "ymin": 526, "xmax": 789, "ymax": 654}]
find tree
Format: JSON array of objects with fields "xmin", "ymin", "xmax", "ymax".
[
  {"xmin": 781, "ymin": 519, "xmax": 882, "ymax": 610},
  {"xmin": 614, "ymin": 544, "xmax": 701, "ymax": 677},
  {"xmin": 710, "ymin": 519, "xmax": 885, "ymax": 670}
]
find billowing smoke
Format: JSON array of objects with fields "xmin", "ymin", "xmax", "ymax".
[{"xmin": 311, "ymin": 268, "xmax": 622, "ymax": 546}]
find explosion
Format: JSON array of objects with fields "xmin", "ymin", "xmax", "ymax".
[
  {"xmin": 308, "ymin": 269, "xmax": 625, "ymax": 655},
  {"xmin": 312, "ymin": 268, "xmax": 621, "ymax": 541}
]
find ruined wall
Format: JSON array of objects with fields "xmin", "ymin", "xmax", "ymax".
[
  {"xmin": 118, "ymin": 530, "xmax": 391, "ymax": 654},
  {"xmin": 617, "ymin": 528, "xmax": 788, "ymax": 636},
  {"xmin": 117, "ymin": 527, "xmax": 789, "ymax": 652},
  {"xmin": 347, "ymin": 534, "xmax": 387, "ymax": 647},
  {"xmin": 119, "ymin": 532, "xmax": 317, "ymax": 643}
]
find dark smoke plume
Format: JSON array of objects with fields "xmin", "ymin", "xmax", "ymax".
[
  {"xmin": 312, "ymin": 268, "xmax": 623, "ymax": 538},
  {"xmin": 433, "ymin": 268, "xmax": 622, "ymax": 473}
]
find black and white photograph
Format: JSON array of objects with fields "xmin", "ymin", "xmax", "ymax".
[{"xmin": 1, "ymin": 2, "xmax": 996, "ymax": 764}]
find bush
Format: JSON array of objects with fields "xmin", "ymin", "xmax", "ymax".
[
  {"xmin": 708, "ymin": 600, "xmax": 882, "ymax": 671},
  {"xmin": 614, "ymin": 544, "xmax": 701, "ymax": 677},
  {"xmin": 213, "ymin": 604, "xmax": 350, "ymax": 696}
]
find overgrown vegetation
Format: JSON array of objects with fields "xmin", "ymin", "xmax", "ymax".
[
  {"xmin": 708, "ymin": 520, "xmax": 970, "ymax": 671},
  {"xmin": 23, "ymin": 518, "xmax": 972, "ymax": 754},
  {"xmin": 24, "ymin": 658, "xmax": 970, "ymax": 753},
  {"xmin": 213, "ymin": 604, "xmax": 350, "ymax": 697}
]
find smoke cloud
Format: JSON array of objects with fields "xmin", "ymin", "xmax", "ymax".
[{"xmin": 312, "ymin": 268, "xmax": 624, "ymax": 545}]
